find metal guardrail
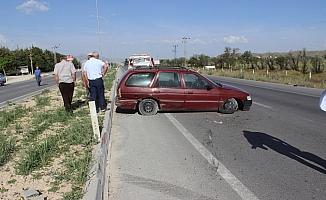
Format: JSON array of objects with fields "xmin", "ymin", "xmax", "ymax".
[{"xmin": 83, "ymin": 67, "xmax": 124, "ymax": 200}]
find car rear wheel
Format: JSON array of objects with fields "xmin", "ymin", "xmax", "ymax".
[
  {"xmin": 219, "ymin": 98, "xmax": 238, "ymax": 114},
  {"xmin": 138, "ymin": 99, "xmax": 158, "ymax": 116}
]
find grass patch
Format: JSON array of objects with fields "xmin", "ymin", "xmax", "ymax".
[
  {"xmin": 0, "ymin": 187, "xmax": 8, "ymax": 193},
  {"xmin": 0, "ymin": 135, "xmax": 15, "ymax": 166},
  {"xmin": 0, "ymin": 105, "xmax": 31, "ymax": 130},
  {"xmin": 35, "ymin": 94, "xmax": 51, "ymax": 107},
  {"xmin": 7, "ymin": 179, "xmax": 17, "ymax": 184},
  {"xmin": 16, "ymin": 135, "xmax": 59, "ymax": 175},
  {"xmin": 24, "ymin": 108, "xmax": 73, "ymax": 142},
  {"xmin": 63, "ymin": 186, "xmax": 83, "ymax": 200},
  {"xmin": 104, "ymin": 69, "xmax": 117, "ymax": 90}
]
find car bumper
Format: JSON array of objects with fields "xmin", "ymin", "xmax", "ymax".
[
  {"xmin": 242, "ymin": 100, "xmax": 252, "ymax": 111},
  {"xmin": 115, "ymin": 98, "xmax": 138, "ymax": 110}
]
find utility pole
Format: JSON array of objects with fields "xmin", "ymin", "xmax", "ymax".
[
  {"xmin": 182, "ymin": 37, "xmax": 190, "ymax": 67},
  {"xmin": 172, "ymin": 44, "xmax": 178, "ymax": 66},
  {"xmin": 95, "ymin": 0, "xmax": 102, "ymax": 56},
  {"xmin": 29, "ymin": 51, "xmax": 33, "ymax": 74},
  {"xmin": 52, "ymin": 44, "xmax": 60, "ymax": 65}
]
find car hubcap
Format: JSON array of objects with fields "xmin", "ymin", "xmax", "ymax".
[
  {"xmin": 225, "ymin": 101, "xmax": 235, "ymax": 110},
  {"xmin": 143, "ymin": 102, "xmax": 153, "ymax": 113}
]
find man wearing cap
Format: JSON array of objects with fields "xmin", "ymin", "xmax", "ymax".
[
  {"xmin": 83, "ymin": 52, "xmax": 109, "ymax": 112},
  {"xmin": 54, "ymin": 56, "xmax": 77, "ymax": 113}
]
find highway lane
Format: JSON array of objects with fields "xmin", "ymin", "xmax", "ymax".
[
  {"xmin": 109, "ymin": 69, "xmax": 325, "ymax": 200},
  {"xmin": 0, "ymin": 75, "xmax": 56, "ymax": 107},
  {"xmin": 0, "ymin": 72, "xmax": 81, "ymax": 108},
  {"xmin": 170, "ymin": 76, "xmax": 326, "ymax": 200}
]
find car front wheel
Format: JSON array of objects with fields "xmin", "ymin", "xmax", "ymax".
[
  {"xmin": 219, "ymin": 98, "xmax": 238, "ymax": 114},
  {"xmin": 138, "ymin": 99, "xmax": 158, "ymax": 116}
]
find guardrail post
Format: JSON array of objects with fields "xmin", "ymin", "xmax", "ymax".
[{"xmin": 89, "ymin": 101, "xmax": 101, "ymax": 142}]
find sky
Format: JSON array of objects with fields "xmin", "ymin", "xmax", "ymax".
[{"xmin": 0, "ymin": 0, "xmax": 326, "ymax": 60}]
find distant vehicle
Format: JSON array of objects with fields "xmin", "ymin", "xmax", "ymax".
[
  {"xmin": 16, "ymin": 66, "xmax": 29, "ymax": 75},
  {"xmin": 0, "ymin": 73, "xmax": 6, "ymax": 86},
  {"xmin": 116, "ymin": 66, "xmax": 252, "ymax": 115},
  {"xmin": 128, "ymin": 54, "xmax": 154, "ymax": 69}
]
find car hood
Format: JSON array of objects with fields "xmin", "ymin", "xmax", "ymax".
[{"xmin": 220, "ymin": 84, "xmax": 249, "ymax": 95}]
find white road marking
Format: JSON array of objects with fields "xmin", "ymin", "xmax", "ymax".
[
  {"xmin": 165, "ymin": 113, "xmax": 260, "ymax": 200},
  {"xmin": 253, "ymin": 102, "xmax": 272, "ymax": 109}
]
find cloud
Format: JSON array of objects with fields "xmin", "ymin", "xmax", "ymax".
[
  {"xmin": 191, "ymin": 38, "xmax": 208, "ymax": 45},
  {"xmin": 223, "ymin": 35, "xmax": 248, "ymax": 44},
  {"xmin": 0, "ymin": 34, "xmax": 6, "ymax": 44},
  {"xmin": 16, "ymin": 0, "xmax": 49, "ymax": 14}
]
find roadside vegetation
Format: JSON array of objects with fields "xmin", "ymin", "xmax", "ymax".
[
  {"xmin": 0, "ymin": 68, "xmax": 116, "ymax": 200},
  {"xmin": 202, "ymin": 69, "xmax": 326, "ymax": 89},
  {"xmin": 160, "ymin": 47, "xmax": 326, "ymax": 89}
]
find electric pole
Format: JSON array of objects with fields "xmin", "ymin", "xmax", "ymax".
[
  {"xmin": 52, "ymin": 44, "xmax": 60, "ymax": 65},
  {"xmin": 182, "ymin": 37, "xmax": 190, "ymax": 67},
  {"xmin": 172, "ymin": 44, "xmax": 178, "ymax": 66},
  {"xmin": 95, "ymin": 0, "xmax": 102, "ymax": 56},
  {"xmin": 29, "ymin": 51, "xmax": 33, "ymax": 74}
]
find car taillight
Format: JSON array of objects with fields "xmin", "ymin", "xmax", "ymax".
[{"xmin": 117, "ymin": 88, "xmax": 121, "ymax": 98}]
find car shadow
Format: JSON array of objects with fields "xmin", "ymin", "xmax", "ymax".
[
  {"xmin": 243, "ymin": 130, "xmax": 326, "ymax": 174},
  {"xmin": 115, "ymin": 107, "xmax": 137, "ymax": 114}
]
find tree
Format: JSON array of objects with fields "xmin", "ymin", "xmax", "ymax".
[
  {"xmin": 0, "ymin": 47, "xmax": 15, "ymax": 75},
  {"xmin": 300, "ymin": 48, "xmax": 309, "ymax": 73},
  {"xmin": 311, "ymin": 56, "xmax": 324, "ymax": 73},
  {"xmin": 288, "ymin": 51, "xmax": 300, "ymax": 71},
  {"xmin": 241, "ymin": 51, "xmax": 253, "ymax": 69},
  {"xmin": 275, "ymin": 56, "xmax": 289, "ymax": 70}
]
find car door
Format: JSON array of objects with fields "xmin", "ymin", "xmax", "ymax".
[
  {"xmin": 183, "ymin": 72, "xmax": 219, "ymax": 111},
  {"xmin": 152, "ymin": 71, "xmax": 185, "ymax": 111}
]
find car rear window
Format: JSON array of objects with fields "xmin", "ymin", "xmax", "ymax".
[{"xmin": 125, "ymin": 72, "xmax": 155, "ymax": 87}]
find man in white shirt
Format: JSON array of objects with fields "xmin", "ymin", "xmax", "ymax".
[{"xmin": 83, "ymin": 52, "xmax": 108, "ymax": 112}]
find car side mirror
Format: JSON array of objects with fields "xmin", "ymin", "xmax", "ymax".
[{"xmin": 205, "ymin": 85, "xmax": 213, "ymax": 90}]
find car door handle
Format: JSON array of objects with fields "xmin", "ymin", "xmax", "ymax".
[
  {"xmin": 154, "ymin": 91, "xmax": 160, "ymax": 93},
  {"xmin": 186, "ymin": 91, "xmax": 193, "ymax": 94}
]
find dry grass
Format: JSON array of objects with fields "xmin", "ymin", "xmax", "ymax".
[{"xmin": 202, "ymin": 69, "xmax": 326, "ymax": 89}]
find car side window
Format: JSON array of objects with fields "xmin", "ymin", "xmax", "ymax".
[
  {"xmin": 157, "ymin": 72, "xmax": 181, "ymax": 88},
  {"xmin": 125, "ymin": 72, "xmax": 155, "ymax": 87},
  {"xmin": 184, "ymin": 73, "xmax": 209, "ymax": 89}
]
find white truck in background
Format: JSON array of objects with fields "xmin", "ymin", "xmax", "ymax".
[{"xmin": 128, "ymin": 54, "xmax": 159, "ymax": 69}]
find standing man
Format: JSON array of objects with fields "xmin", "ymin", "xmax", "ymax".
[
  {"xmin": 34, "ymin": 66, "xmax": 41, "ymax": 86},
  {"xmin": 83, "ymin": 52, "xmax": 108, "ymax": 112},
  {"xmin": 54, "ymin": 56, "xmax": 77, "ymax": 113}
]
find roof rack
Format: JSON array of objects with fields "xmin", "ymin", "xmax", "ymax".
[{"xmin": 133, "ymin": 66, "xmax": 189, "ymax": 70}]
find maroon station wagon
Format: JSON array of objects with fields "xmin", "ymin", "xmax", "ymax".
[{"xmin": 115, "ymin": 67, "xmax": 252, "ymax": 115}]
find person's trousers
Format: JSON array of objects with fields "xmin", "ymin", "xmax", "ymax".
[
  {"xmin": 89, "ymin": 78, "xmax": 106, "ymax": 111},
  {"xmin": 59, "ymin": 82, "xmax": 75, "ymax": 112},
  {"xmin": 35, "ymin": 76, "xmax": 41, "ymax": 86}
]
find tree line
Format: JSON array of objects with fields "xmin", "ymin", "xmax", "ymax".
[
  {"xmin": 0, "ymin": 46, "xmax": 81, "ymax": 75},
  {"xmin": 160, "ymin": 47, "xmax": 325, "ymax": 74}
]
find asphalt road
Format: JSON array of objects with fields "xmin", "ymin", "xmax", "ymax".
[
  {"xmin": 108, "ymin": 69, "xmax": 325, "ymax": 200},
  {"xmin": 0, "ymin": 72, "xmax": 82, "ymax": 108},
  {"xmin": 0, "ymin": 75, "xmax": 57, "ymax": 107}
]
